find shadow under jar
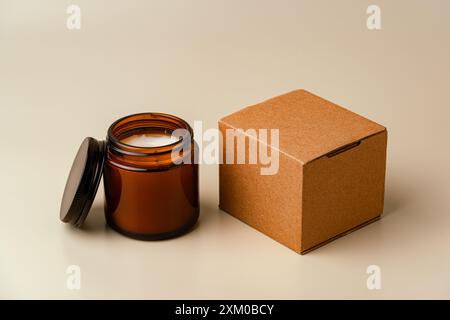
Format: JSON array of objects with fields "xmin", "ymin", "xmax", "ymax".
[
  {"xmin": 104, "ymin": 113, "xmax": 199, "ymax": 240},
  {"xmin": 59, "ymin": 113, "xmax": 199, "ymax": 240}
]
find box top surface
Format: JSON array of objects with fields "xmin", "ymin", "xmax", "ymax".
[{"xmin": 220, "ymin": 89, "xmax": 386, "ymax": 163}]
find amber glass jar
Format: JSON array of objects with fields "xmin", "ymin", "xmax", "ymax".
[{"xmin": 103, "ymin": 113, "xmax": 199, "ymax": 240}]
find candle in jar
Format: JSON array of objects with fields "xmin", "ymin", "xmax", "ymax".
[{"xmin": 121, "ymin": 133, "xmax": 180, "ymax": 147}]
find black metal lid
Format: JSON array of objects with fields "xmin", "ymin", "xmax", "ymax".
[{"xmin": 60, "ymin": 137, "xmax": 106, "ymax": 227}]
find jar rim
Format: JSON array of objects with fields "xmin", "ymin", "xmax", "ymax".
[{"xmin": 107, "ymin": 112, "xmax": 193, "ymax": 157}]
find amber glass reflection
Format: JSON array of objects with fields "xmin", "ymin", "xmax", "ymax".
[{"xmin": 104, "ymin": 113, "xmax": 199, "ymax": 240}]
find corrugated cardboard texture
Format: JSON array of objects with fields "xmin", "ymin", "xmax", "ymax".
[{"xmin": 219, "ymin": 89, "xmax": 387, "ymax": 254}]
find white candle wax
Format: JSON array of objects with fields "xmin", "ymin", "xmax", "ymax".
[{"xmin": 121, "ymin": 133, "xmax": 180, "ymax": 147}]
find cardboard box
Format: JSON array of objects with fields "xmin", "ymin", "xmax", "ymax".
[{"xmin": 218, "ymin": 89, "xmax": 387, "ymax": 254}]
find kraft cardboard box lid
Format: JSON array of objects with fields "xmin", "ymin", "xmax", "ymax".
[{"xmin": 220, "ymin": 89, "xmax": 386, "ymax": 163}]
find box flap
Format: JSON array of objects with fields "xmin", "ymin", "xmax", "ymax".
[{"xmin": 220, "ymin": 89, "xmax": 386, "ymax": 163}]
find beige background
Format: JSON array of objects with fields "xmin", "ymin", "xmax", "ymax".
[{"xmin": 1, "ymin": 0, "xmax": 449, "ymax": 299}]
